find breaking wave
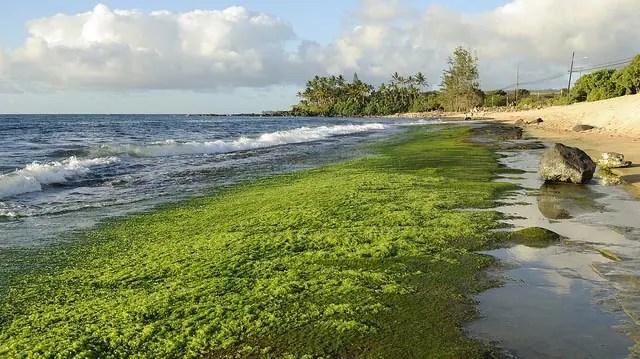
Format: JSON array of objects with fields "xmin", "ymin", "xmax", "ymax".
[
  {"xmin": 86, "ymin": 123, "xmax": 386, "ymax": 158},
  {"xmin": 0, "ymin": 156, "xmax": 119, "ymax": 199}
]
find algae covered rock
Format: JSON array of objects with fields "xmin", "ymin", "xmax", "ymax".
[
  {"xmin": 510, "ymin": 227, "xmax": 564, "ymax": 247},
  {"xmin": 539, "ymin": 143, "xmax": 596, "ymax": 184},
  {"xmin": 597, "ymin": 152, "xmax": 632, "ymax": 169}
]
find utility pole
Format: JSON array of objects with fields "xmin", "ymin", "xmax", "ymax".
[
  {"xmin": 515, "ymin": 65, "xmax": 520, "ymax": 103},
  {"xmin": 567, "ymin": 51, "xmax": 575, "ymax": 96}
]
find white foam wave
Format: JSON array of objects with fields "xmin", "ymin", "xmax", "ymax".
[
  {"xmin": 93, "ymin": 123, "xmax": 386, "ymax": 158},
  {"xmin": 0, "ymin": 156, "xmax": 119, "ymax": 199},
  {"xmin": 397, "ymin": 119, "xmax": 443, "ymax": 126}
]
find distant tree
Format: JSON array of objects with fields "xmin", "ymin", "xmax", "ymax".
[
  {"xmin": 440, "ymin": 46, "xmax": 482, "ymax": 111},
  {"xmin": 413, "ymin": 72, "xmax": 428, "ymax": 91},
  {"xmin": 352, "ymin": 72, "xmax": 360, "ymax": 84},
  {"xmin": 391, "ymin": 72, "xmax": 402, "ymax": 87}
]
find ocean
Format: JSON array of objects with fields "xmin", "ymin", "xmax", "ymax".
[{"xmin": 0, "ymin": 114, "xmax": 436, "ymax": 247}]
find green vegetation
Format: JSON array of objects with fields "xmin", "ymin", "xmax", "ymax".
[
  {"xmin": 292, "ymin": 46, "xmax": 483, "ymax": 116},
  {"xmin": 0, "ymin": 126, "xmax": 515, "ymax": 358},
  {"xmin": 292, "ymin": 72, "xmax": 440, "ymax": 117},
  {"xmin": 509, "ymin": 227, "xmax": 564, "ymax": 248},
  {"xmin": 439, "ymin": 46, "xmax": 483, "ymax": 112}
]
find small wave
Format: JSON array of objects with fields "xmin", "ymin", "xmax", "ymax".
[
  {"xmin": 0, "ymin": 156, "xmax": 119, "ymax": 199},
  {"xmin": 397, "ymin": 119, "xmax": 443, "ymax": 126},
  {"xmin": 87, "ymin": 123, "xmax": 386, "ymax": 158}
]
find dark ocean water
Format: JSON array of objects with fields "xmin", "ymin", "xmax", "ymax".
[{"xmin": 0, "ymin": 114, "xmax": 439, "ymax": 247}]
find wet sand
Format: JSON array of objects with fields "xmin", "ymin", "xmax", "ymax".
[{"xmin": 467, "ymin": 141, "xmax": 640, "ymax": 358}]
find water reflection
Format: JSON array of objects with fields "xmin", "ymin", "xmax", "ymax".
[
  {"xmin": 468, "ymin": 146, "xmax": 640, "ymax": 358},
  {"xmin": 537, "ymin": 183, "xmax": 606, "ymax": 220}
]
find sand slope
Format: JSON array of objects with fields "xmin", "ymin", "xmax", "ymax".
[{"xmin": 482, "ymin": 94, "xmax": 640, "ymax": 138}]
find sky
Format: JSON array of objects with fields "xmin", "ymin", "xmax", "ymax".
[{"xmin": 0, "ymin": 0, "xmax": 638, "ymax": 114}]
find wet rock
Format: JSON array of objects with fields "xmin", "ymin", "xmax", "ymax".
[
  {"xmin": 499, "ymin": 141, "xmax": 546, "ymax": 150},
  {"xmin": 598, "ymin": 152, "xmax": 632, "ymax": 169},
  {"xmin": 510, "ymin": 227, "xmax": 564, "ymax": 247},
  {"xmin": 539, "ymin": 143, "xmax": 596, "ymax": 184},
  {"xmin": 573, "ymin": 124, "xmax": 595, "ymax": 132},
  {"xmin": 597, "ymin": 169, "xmax": 627, "ymax": 186}
]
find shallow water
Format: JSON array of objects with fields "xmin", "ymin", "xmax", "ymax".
[{"xmin": 468, "ymin": 144, "xmax": 640, "ymax": 358}]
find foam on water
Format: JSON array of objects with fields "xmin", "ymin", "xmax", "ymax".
[
  {"xmin": 0, "ymin": 156, "xmax": 119, "ymax": 199},
  {"xmin": 88, "ymin": 123, "xmax": 386, "ymax": 158}
]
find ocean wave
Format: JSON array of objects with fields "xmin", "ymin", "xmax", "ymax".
[
  {"xmin": 396, "ymin": 119, "xmax": 443, "ymax": 126},
  {"xmin": 87, "ymin": 123, "xmax": 386, "ymax": 158},
  {"xmin": 0, "ymin": 156, "xmax": 119, "ymax": 199}
]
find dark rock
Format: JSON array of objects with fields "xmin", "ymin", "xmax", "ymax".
[
  {"xmin": 464, "ymin": 117, "xmax": 472, "ymax": 121},
  {"xmin": 498, "ymin": 141, "xmax": 546, "ymax": 150},
  {"xmin": 510, "ymin": 227, "xmax": 564, "ymax": 248},
  {"xmin": 573, "ymin": 124, "xmax": 595, "ymax": 132},
  {"xmin": 539, "ymin": 143, "xmax": 596, "ymax": 183}
]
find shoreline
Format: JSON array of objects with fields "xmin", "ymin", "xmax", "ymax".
[{"xmin": 393, "ymin": 94, "xmax": 640, "ymax": 197}]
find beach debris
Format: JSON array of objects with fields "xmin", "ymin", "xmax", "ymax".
[
  {"xmin": 573, "ymin": 124, "xmax": 596, "ymax": 132},
  {"xmin": 597, "ymin": 152, "xmax": 632, "ymax": 169},
  {"xmin": 539, "ymin": 143, "xmax": 596, "ymax": 184},
  {"xmin": 527, "ymin": 117, "xmax": 544, "ymax": 125}
]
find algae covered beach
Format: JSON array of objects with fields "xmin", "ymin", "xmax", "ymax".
[{"xmin": 0, "ymin": 125, "xmax": 518, "ymax": 358}]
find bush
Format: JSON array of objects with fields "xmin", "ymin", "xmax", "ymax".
[
  {"xmin": 570, "ymin": 69, "xmax": 623, "ymax": 103},
  {"xmin": 552, "ymin": 96, "xmax": 573, "ymax": 106},
  {"xmin": 409, "ymin": 93, "xmax": 443, "ymax": 112},
  {"xmin": 484, "ymin": 93, "xmax": 507, "ymax": 107},
  {"xmin": 613, "ymin": 54, "xmax": 640, "ymax": 95}
]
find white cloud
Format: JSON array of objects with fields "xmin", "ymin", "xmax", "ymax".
[{"xmin": 2, "ymin": 0, "xmax": 640, "ymax": 93}]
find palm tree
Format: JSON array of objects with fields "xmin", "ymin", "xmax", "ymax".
[
  {"xmin": 391, "ymin": 72, "xmax": 402, "ymax": 87},
  {"xmin": 414, "ymin": 72, "xmax": 428, "ymax": 92}
]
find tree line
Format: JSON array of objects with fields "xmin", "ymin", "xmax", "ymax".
[
  {"xmin": 291, "ymin": 49, "xmax": 640, "ymax": 117},
  {"xmin": 291, "ymin": 46, "xmax": 482, "ymax": 116}
]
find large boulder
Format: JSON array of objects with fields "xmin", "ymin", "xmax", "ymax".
[{"xmin": 539, "ymin": 143, "xmax": 596, "ymax": 183}]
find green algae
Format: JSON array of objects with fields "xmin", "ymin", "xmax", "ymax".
[{"xmin": 0, "ymin": 126, "xmax": 515, "ymax": 358}]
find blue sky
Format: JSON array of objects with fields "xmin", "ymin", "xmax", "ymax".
[{"xmin": 0, "ymin": 0, "xmax": 635, "ymax": 113}]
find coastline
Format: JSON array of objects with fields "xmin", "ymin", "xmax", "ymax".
[{"xmin": 392, "ymin": 94, "xmax": 640, "ymax": 197}]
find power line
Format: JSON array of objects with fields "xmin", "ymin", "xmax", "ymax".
[{"xmin": 496, "ymin": 55, "xmax": 636, "ymax": 90}]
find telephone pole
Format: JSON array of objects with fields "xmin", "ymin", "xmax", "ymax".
[
  {"xmin": 515, "ymin": 65, "xmax": 520, "ymax": 103},
  {"xmin": 567, "ymin": 51, "xmax": 575, "ymax": 96}
]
